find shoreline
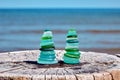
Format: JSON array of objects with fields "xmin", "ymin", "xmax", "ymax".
[{"xmin": 0, "ymin": 48, "xmax": 120, "ymax": 55}]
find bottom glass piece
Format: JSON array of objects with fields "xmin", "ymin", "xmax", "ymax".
[
  {"xmin": 63, "ymin": 56, "xmax": 80, "ymax": 64},
  {"xmin": 37, "ymin": 59, "xmax": 58, "ymax": 64}
]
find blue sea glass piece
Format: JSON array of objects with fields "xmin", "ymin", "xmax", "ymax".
[
  {"xmin": 63, "ymin": 28, "xmax": 81, "ymax": 64},
  {"xmin": 63, "ymin": 56, "xmax": 79, "ymax": 64},
  {"xmin": 37, "ymin": 30, "xmax": 58, "ymax": 64}
]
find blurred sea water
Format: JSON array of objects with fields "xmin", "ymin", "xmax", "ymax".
[{"xmin": 0, "ymin": 9, "xmax": 120, "ymax": 54}]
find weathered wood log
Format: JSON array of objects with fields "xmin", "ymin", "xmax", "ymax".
[{"xmin": 0, "ymin": 50, "xmax": 120, "ymax": 80}]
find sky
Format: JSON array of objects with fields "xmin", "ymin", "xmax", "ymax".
[{"xmin": 0, "ymin": 0, "xmax": 120, "ymax": 9}]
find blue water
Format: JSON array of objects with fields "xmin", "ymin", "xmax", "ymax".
[{"xmin": 0, "ymin": 9, "xmax": 120, "ymax": 53}]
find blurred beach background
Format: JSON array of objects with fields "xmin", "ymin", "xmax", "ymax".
[
  {"xmin": 0, "ymin": 8, "xmax": 120, "ymax": 54},
  {"xmin": 0, "ymin": 0, "xmax": 120, "ymax": 54}
]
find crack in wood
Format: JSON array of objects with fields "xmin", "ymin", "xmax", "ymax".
[
  {"xmin": 92, "ymin": 74, "xmax": 95, "ymax": 80},
  {"xmin": 0, "ymin": 66, "xmax": 24, "ymax": 73}
]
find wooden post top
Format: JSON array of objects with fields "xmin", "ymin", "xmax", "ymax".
[{"xmin": 0, "ymin": 50, "xmax": 120, "ymax": 80}]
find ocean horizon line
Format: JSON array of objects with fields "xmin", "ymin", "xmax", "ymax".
[
  {"xmin": 0, "ymin": 8, "xmax": 120, "ymax": 13},
  {"xmin": 0, "ymin": 8, "xmax": 120, "ymax": 10}
]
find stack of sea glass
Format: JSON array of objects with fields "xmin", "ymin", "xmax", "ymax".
[
  {"xmin": 37, "ymin": 29, "xmax": 80, "ymax": 64},
  {"xmin": 63, "ymin": 29, "xmax": 80, "ymax": 64},
  {"xmin": 37, "ymin": 30, "xmax": 58, "ymax": 64}
]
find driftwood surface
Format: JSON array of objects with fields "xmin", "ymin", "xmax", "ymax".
[{"xmin": 0, "ymin": 50, "xmax": 120, "ymax": 80}]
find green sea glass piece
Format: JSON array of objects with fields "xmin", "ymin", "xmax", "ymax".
[
  {"xmin": 37, "ymin": 30, "xmax": 58, "ymax": 64},
  {"xmin": 63, "ymin": 28, "xmax": 81, "ymax": 64}
]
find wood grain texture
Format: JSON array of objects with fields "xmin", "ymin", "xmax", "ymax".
[
  {"xmin": 108, "ymin": 69, "xmax": 120, "ymax": 80},
  {"xmin": 0, "ymin": 50, "xmax": 120, "ymax": 80}
]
